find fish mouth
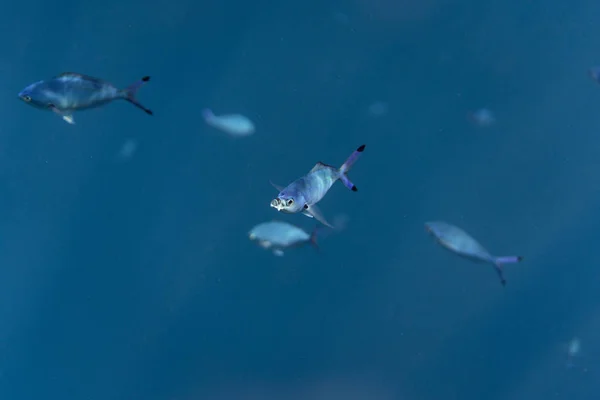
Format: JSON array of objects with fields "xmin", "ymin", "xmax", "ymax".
[{"xmin": 270, "ymin": 198, "xmax": 284, "ymax": 211}]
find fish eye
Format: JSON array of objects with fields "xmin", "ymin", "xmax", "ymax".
[
  {"xmin": 22, "ymin": 95, "xmax": 31, "ymax": 102},
  {"xmin": 287, "ymin": 199, "xmax": 294, "ymax": 206}
]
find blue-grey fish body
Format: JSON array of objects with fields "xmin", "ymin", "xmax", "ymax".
[
  {"xmin": 270, "ymin": 144, "xmax": 365, "ymax": 227},
  {"xmin": 248, "ymin": 221, "xmax": 318, "ymax": 256},
  {"xmin": 18, "ymin": 72, "xmax": 153, "ymax": 124},
  {"xmin": 425, "ymin": 221, "xmax": 523, "ymax": 286}
]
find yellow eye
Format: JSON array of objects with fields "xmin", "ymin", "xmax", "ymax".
[
  {"xmin": 23, "ymin": 95, "xmax": 31, "ymax": 102},
  {"xmin": 287, "ymin": 199, "xmax": 294, "ymax": 206}
]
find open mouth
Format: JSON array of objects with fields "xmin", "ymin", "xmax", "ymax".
[{"xmin": 270, "ymin": 198, "xmax": 284, "ymax": 211}]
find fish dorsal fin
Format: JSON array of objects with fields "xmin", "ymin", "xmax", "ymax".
[
  {"xmin": 55, "ymin": 72, "xmax": 104, "ymax": 84},
  {"xmin": 310, "ymin": 162, "xmax": 330, "ymax": 173}
]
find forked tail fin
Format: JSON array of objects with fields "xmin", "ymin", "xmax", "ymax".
[
  {"xmin": 493, "ymin": 256, "xmax": 523, "ymax": 287},
  {"xmin": 338, "ymin": 144, "xmax": 365, "ymax": 191},
  {"xmin": 495, "ymin": 256, "xmax": 523, "ymax": 264},
  {"xmin": 123, "ymin": 76, "xmax": 153, "ymax": 115}
]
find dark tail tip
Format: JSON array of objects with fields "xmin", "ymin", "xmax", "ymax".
[
  {"xmin": 517, "ymin": 256, "xmax": 524, "ymax": 262},
  {"xmin": 501, "ymin": 279, "xmax": 507, "ymax": 287},
  {"xmin": 351, "ymin": 185, "xmax": 358, "ymax": 192},
  {"xmin": 145, "ymin": 109, "xmax": 153, "ymax": 115},
  {"xmin": 357, "ymin": 144, "xmax": 366, "ymax": 152},
  {"xmin": 142, "ymin": 76, "xmax": 150, "ymax": 82}
]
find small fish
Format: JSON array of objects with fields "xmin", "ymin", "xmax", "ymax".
[
  {"xmin": 248, "ymin": 221, "xmax": 319, "ymax": 256},
  {"xmin": 425, "ymin": 221, "xmax": 523, "ymax": 286},
  {"xmin": 202, "ymin": 108, "xmax": 255, "ymax": 137},
  {"xmin": 566, "ymin": 337, "xmax": 581, "ymax": 369},
  {"xmin": 270, "ymin": 144, "xmax": 366, "ymax": 228},
  {"xmin": 589, "ymin": 66, "xmax": 600, "ymax": 84},
  {"xmin": 18, "ymin": 72, "xmax": 153, "ymax": 124},
  {"xmin": 467, "ymin": 108, "xmax": 495, "ymax": 127}
]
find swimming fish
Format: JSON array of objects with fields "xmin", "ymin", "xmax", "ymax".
[
  {"xmin": 248, "ymin": 221, "xmax": 319, "ymax": 256},
  {"xmin": 18, "ymin": 72, "xmax": 153, "ymax": 124},
  {"xmin": 202, "ymin": 109, "xmax": 255, "ymax": 137},
  {"xmin": 467, "ymin": 108, "xmax": 495, "ymax": 127},
  {"xmin": 270, "ymin": 144, "xmax": 366, "ymax": 228},
  {"xmin": 566, "ymin": 337, "xmax": 581, "ymax": 369},
  {"xmin": 425, "ymin": 221, "xmax": 523, "ymax": 286}
]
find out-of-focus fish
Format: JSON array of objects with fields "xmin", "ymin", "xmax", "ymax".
[
  {"xmin": 202, "ymin": 109, "xmax": 255, "ymax": 137},
  {"xmin": 18, "ymin": 72, "xmax": 153, "ymax": 124},
  {"xmin": 270, "ymin": 144, "xmax": 366, "ymax": 228},
  {"xmin": 425, "ymin": 221, "xmax": 523, "ymax": 286},
  {"xmin": 467, "ymin": 108, "xmax": 495, "ymax": 127},
  {"xmin": 248, "ymin": 221, "xmax": 319, "ymax": 256},
  {"xmin": 566, "ymin": 337, "xmax": 581, "ymax": 369}
]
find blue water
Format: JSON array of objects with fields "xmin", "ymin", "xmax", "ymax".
[{"xmin": 2, "ymin": 0, "xmax": 600, "ymax": 399}]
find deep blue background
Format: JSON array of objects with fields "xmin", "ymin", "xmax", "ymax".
[{"xmin": 1, "ymin": 0, "xmax": 599, "ymax": 399}]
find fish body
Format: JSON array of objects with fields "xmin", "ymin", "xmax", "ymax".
[
  {"xmin": 270, "ymin": 144, "xmax": 365, "ymax": 227},
  {"xmin": 566, "ymin": 337, "xmax": 581, "ymax": 369},
  {"xmin": 202, "ymin": 108, "xmax": 255, "ymax": 137},
  {"xmin": 425, "ymin": 221, "xmax": 523, "ymax": 286},
  {"xmin": 18, "ymin": 72, "xmax": 153, "ymax": 124},
  {"xmin": 248, "ymin": 221, "xmax": 318, "ymax": 256},
  {"xmin": 467, "ymin": 108, "xmax": 495, "ymax": 127}
]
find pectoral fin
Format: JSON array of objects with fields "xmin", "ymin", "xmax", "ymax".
[
  {"xmin": 49, "ymin": 105, "xmax": 75, "ymax": 125},
  {"xmin": 304, "ymin": 204, "xmax": 334, "ymax": 228},
  {"xmin": 273, "ymin": 249, "xmax": 284, "ymax": 256}
]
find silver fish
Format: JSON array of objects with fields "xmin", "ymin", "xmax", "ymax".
[
  {"xmin": 18, "ymin": 72, "xmax": 153, "ymax": 124},
  {"xmin": 270, "ymin": 144, "xmax": 365, "ymax": 227},
  {"xmin": 202, "ymin": 108, "xmax": 255, "ymax": 137},
  {"xmin": 425, "ymin": 221, "xmax": 523, "ymax": 286},
  {"xmin": 248, "ymin": 221, "xmax": 319, "ymax": 256}
]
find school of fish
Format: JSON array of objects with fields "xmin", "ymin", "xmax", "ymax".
[{"xmin": 26, "ymin": 68, "xmax": 584, "ymax": 288}]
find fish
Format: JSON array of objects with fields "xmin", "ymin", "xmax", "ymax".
[
  {"xmin": 566, "ymin": 337, "xmax": 581, "ymax": 369},
  {"xmin": 202, "ymin": 108, "xmax": 255, "ymax": 137},
  {"xmin": 270, "ymin": 144, "xmax": 366, "ymax": 228},
  {"xmin": 424, "ymin": 221, "xmax": 523, "ymax": 286},
  {"xmin": 248, "ymin": 221, "xmax": 319, "ymax": 256},
  {"xmin": 467, "ymin": 108, "xmax": 495, "ymax": 127},
  {"xmin": 18, "ymin": 72, "xmax": 153, "ymax": 124}
]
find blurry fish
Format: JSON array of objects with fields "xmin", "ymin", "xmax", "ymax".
[
  {"xmin": 589, "ymin": 66, "xmax": 600, "ymax": 84},
  {"xmin": 425, "ymin": 221, "xmax": 523, "ymax": 286},
  {"xmin": 18, "ymin": 72, "xmax": 153, "ymax": 124},
  {"xmin": 202, "ymin": 109, "xmax": 255, "ymax": 137},
  {"xmin": 566, "ymin": 337, "xmax": 581, "ymax": 369},
  {"xmin": 270, "ymin": 144, "xmax": 366, "ymax": 228},
  {"xmin": 368, "ymin": 101, "xmax": 388, "ymax": 117},
  {"xmin": 467, "ymin": 108, "xmax": 495, "ymax": 127},
  {"xmin": 116, "ymin": 138, "xmax": 138, "ymax": 162},
  {"xmin": 248, "ymin": 221, "xmax": 319, "ymax": 256}
]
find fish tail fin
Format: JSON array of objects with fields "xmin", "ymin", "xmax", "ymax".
[
  {"xmin": 122, "ymin": 76, "xmax": 153, "ymax": 115},
  {"xmin": 493, "ymin": 256, "xmax": 523, "ymax": 287},
  {"xmin": 338, "ymin": 144, "xmax": 366, "ymax": 191},
  {"xmin": 495, "ymin": 256, "xmax": 523, "ymax": 264}
]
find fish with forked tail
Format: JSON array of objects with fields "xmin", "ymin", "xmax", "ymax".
[
  {"xmin": 270, "ymin": 144, "xmax": 365, "ymax": 227},
  {"xmin": 425, "ymin": 221, "xmax": 523, "ymax": 286},
  {"xmin": 18, "ymin": 72, "xmax": 153, "ymax": 124}
]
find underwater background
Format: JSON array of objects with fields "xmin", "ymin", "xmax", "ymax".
[{"xmin": 1, "ymin": 0, "xmax": 600, "ymax": 399}]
